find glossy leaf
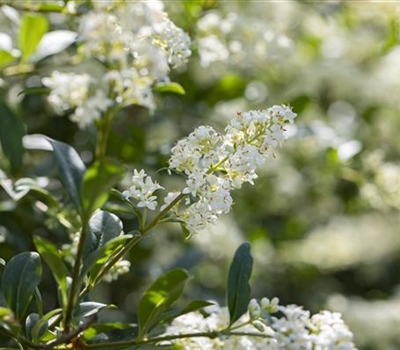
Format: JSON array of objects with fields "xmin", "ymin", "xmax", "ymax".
[
  {"xmin": 227, "ymin": 242, "xmax": 253, "ymax": 326},
  {"xmin": 19, "ymin": 14, "xmax": 48, "ymax": 62},
  {"xmin": 160, "ymin": 300, "xmax": 214, "ymax": 326},
  {"xmin": 33, "ymin": 237, "xmax": 69, "ymax": 308},
  {"xmin": 78, "ymin": 302, "xmax": 116, "ymax": 318},
  {"xmin": 82, "ymin": 322, "xmax": 135, "ymax": 341},
  {"xmin": 31, "ymin": 308, "xmax": 61, "ymax": 342},
  {"xmin": 80, "ymin": 234, "xmax": 133, "ymax": 285},
  {"xmin": 81, "ymin": 160, "xmax": 126, "ymax": 219},
  {"xmin": 154, "ymin": 82, "xmax": 186, "ymax": 95},
  {"xmin": 84, "ymin": 211, "xmax": 123, "ymax": 259},
  {"xmin": 48, "ymin": 138, "xmax": 86, "ymax": 208},
  {"xmin": 0, "ymin": 103, "xmax": 25, "ymax": 175},
  {"xmin": 25, "ymin": 313, "xmax": 47, "ymax": 342},
  {"xmin": 2, "ymin": 252, "xmax": 42, "ymax": 321},
  {"xmin": 31, "ymin": 30, "xmax": 77, "ymax": 62},
  {"xmin": 138, "ymin": 269, "xmax": 189, "ymax": 337}
]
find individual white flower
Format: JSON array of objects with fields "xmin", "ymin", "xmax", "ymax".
[
  {"xmin": 261, "ymin": 297, "xmax": 280, "ymax": 314},
  {"xmin": 123, "ymin": 170, "xmax": 164, "ymax": 210}
]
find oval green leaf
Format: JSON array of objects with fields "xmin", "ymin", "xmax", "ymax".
[
  {"xmin": 81, "ymin": 161, "xmax": 126, "ymax": 220},
  {"xmin": 33, "ymin": 237, "xmax": 69, "ymax": 309},
  {"xmin": 19, "ymin": 14, "xmax": 48, "ymax": 63},
  {"xmin": 0, "ymin": 103, "xmax": 25, "ymax": 176},
  {"xmin": 47, "ymin": 138, "xmax": 86, "ymax": 209},
  {"xmin": 2, "ymin": 252, "xmax": 42, "ymax": 321},
  {"xmin": 138, "ymin": 268, "xmax": 189, "ymax": 337},
  {"xmin": 227, "ymin": 242, "xmax": 253, "ymax": 326},
  {"xmin": 84, "ymin": 210, "xmax": 123, "ymax": 259}
]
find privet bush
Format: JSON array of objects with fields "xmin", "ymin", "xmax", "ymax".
[{"xmin": 0, "ymin": 1, "xmax": 357, "ymax": 349}]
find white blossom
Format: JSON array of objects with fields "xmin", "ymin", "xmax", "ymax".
[
  {"xmin": 168, "ymin": 105, "xmax": 296, "ymax": 235},
  {"xmin": 123, "ymin": 170, "xmax": 163, "ymax": 211},
  {"xmin": 162, "ymin": 299, "xmax": 357, "ymax": 350}
]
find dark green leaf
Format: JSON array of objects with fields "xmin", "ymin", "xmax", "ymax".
[
  {"xmin": 25, "ymin": 313, "xmax": 47, "ymax": 342},
  {"xmin": 33, "ymin": 237, "xmax": 69, "ymax": 308},
  {"xmin": 47, "ymin": 138, "xmax": 86, "ymax": 208},
  {"xmin": 19, "ymin": 14, "xmax": 48, "ymax": 62},
  {"xmin": 227, "ymin": 242, "xmax": 253, "ymax": 326},
  {"xmin": 84, "ymin": 211, "xmax": 123, "ymax": 259},
  {"xmin": 80, "ymin": 234, "xmax": 133, "ymax": 285},
  {"xmin": 138, "ymin": 269, "xmax": 189, "ymax": 337},
  {"xmin": 81, "ymin": 161, "xmax": 126, "ymax": 220},
  {"xmin": 2, "ymin": 252, "xmax": 42, "ymax": 321},
  {"xmin": 0, "ymin": 103, "xmax": 25, "ymax": 175},
  {"xmin": 154, "ymin": 82, "xmax": 186, "ymax": 95},
  {"xmin": 31, "ymin": 308, "xmax": 61, "ymax": 342}
]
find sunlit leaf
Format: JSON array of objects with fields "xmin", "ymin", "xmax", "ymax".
[
  {"xmin": 81, "ymin": 160, "xmax": 126, "ymax": 220},
  {"xmin": 138, "ymin": 269, "xmax": 189, "ymax": 337},
  {"xmin": 154, "ymin": 82, "xmax": 186, "ymax": 95},
  {"xmin": 19, "ymin": 14, "xmax": 48, "ymax": 63},
  {"xmin": 31, "ymin": 30, "xmax": 77, "ymax": 62}
]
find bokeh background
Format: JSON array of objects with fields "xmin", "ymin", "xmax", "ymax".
[{"xmin": 1, "ymin": 1, "xmax": 400, "ymax": 349}]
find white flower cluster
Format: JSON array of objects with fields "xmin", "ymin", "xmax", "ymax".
[
  {"xmin": 165, "ymin": 105, "xmax": 296, "ymax": 235},
  {"xmin": 123, "ymin": 170, "xmax": 164, "ymax": 211},
  {"xmin": 163, "ymin": 298, "xmax": 357, "ymax": 350},
  {"xmin": 78, "ymin": 0, "xmax": 191, "ymax": 111},
  {"xmin": 42, "ymin": 0, "xmax": 191, "ymax": 127}
]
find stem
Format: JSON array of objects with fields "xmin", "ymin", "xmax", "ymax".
[
  {"xmin": 95, "ymin": 108, "xmax": 114, "ymax": 163},
  {"xmin": 81, "ymin": 330, "xmax": 271, "ymax": 349},
  {"xmin": 63, "ymin": 221, "xmax": 89, "ymax": 333},
  {"xmin": 142, "ymin": 192, "xmax": 185, "ymax": 234},
  {"xmin": 79, "ymin": 233, "xmax": 142, "ymax": 297}
]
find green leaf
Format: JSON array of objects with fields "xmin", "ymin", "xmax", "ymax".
[
  {"xmin": 138, "ymin": 269, "xmax": 189, "ymax": 337},
  {"xmin": 0, "ymin": 103, "xmax": 25, "ymax": 176},
  {"xmin": 84, "ymin": 210, "xmax": 123, "ymax": 259},
  {"xmin": 25, "ymin": 313, "xmax": 47, "ymax": 342},
  {"xmin": 31, "ymin": 308, "xmax": 61, "ymax": 342},
  {"xmin": 227, "ymin": 242, "xmax": 253, "ymax": 326},
  {"xmin": 33, "ymin": 237, "xmax": 69, "ymax": 309},
  {"xmin": 2, "ymin": 252, "xmax": 42, "ymax": 321},
  {"xmin": 153, "ymin": 82, "xmax": 186, "ymax": 95},
  {"xmin": 19, "ymin": 14, "xmax": 48, "ymax": 63},
  {"xmin": 80, "ymin": 234, "xmax": 133, "ymax": 285},
  {"xmin": 47, "ymin": 138, "xmax": 86, "ymax": 208},
  {"xmin": 31, "ymin": 30, "xmax": 77, "ymax": 62},
  {"xmin": 160, "ymin": 300, "xmax": 214, "ymax": 326},
  {"xmin": 82, "ymin": 322, "xmax": 135, "ymax": 341},
  {"xmin": 81, "ymin": 160, "xmax": 126, "ymax": 220},
  {"xmin": 77, "ymin": 302, "xmax": 116, "ymax": 318},
  {"xmin": 0, "ymin": 50, "xmax": 16, "ymax": 69}
]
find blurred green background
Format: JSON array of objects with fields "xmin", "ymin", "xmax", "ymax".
[{"xmin": 1, "ymin": 1, "xmax": 400, "ymax": 349}]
